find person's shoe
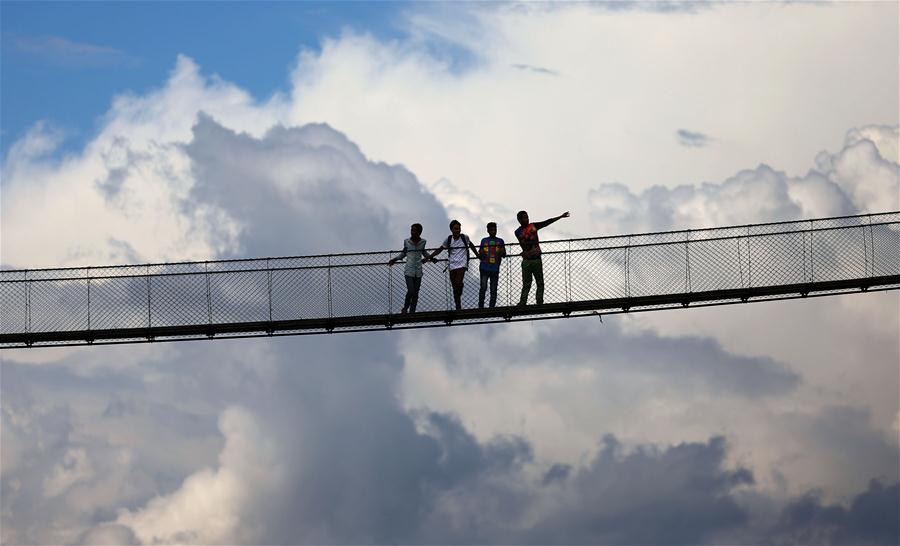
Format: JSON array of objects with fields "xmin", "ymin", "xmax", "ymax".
[{"xmin": 400, "ymin": 306, "xmax": 408, "ymax": 314}]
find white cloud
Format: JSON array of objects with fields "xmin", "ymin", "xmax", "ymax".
[
  {"xmin": 399, "ymin": 125, "xmax": 899, "ymax": 503},
  {"xmin": 285, "ymin": 2, "xmax": 898, "ymax": 231},
  {"xmin": 588, "ymin": 124, "xmax": 898, "ymax": 235},
  {"xmin": 2, "ymin": 2, "xmax": 898, "ymax": 543},
  {"xmin": 117, "ymin": 407, "xmax": 281, "ymax": 544}
]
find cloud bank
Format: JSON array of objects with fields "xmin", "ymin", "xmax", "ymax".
[{"xmin": 2, "ymin": 3, "xmax": 898, "ymax": 544}]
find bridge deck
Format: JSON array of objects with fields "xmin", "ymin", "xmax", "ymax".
[{"xmin": 2, "ymin": 211, "xmax": 898, "ymax": 348}]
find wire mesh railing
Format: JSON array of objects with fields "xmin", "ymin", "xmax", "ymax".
[{"xmin": 2, "ymin": 211, "xmax": 899, "ymax": 347}]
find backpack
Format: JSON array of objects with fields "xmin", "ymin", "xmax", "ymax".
[{"xmin": 444, "ymin": 234, "xmax": 471, "ymax": 265}]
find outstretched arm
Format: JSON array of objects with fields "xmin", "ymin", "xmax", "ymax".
[{"xmin": 534, "ymin": 211, "xmax": 570, "ymax": 230}]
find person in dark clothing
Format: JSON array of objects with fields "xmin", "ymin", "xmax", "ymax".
[
  {"xmin": 515, "ymin": 210, "xmax": 569, "ymax": 305},
  {"xmin": 388, "ymin": 223, "xmax": 427, "ymax": 313},
  {"xmin": 478, "ymin": 222, "xmax": 506, "ymax": 308},
  {"xmin": 424, "ymin": 220, "xmax": 480, "ymax": 310}
]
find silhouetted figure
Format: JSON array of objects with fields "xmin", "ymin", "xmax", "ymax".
[
  {"xmin": 388, "ymin": 223, "xmax": 427, "ymax": 313},
  {"xmin": 478, "ymin": 222, "xmax": 506, "ymax": 308},
  {"xmin": 515, "ymin": 210, "xmax": 570, "ymax": 305},
  {"xmin": 425, "ymin": 220, "xmax": 480, "ymax": 310}
]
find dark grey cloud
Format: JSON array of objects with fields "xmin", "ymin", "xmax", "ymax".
[
  {"xmin": 7, "ymin": 337, "xmax": 893, "ymax": 546},
  {"xmin": 677, "ymin": 128, "xmax": 713, "ymax": 148},
  {"xmin": 511, "ymin": 64, "xmax": 560, "ymax": 76},
  {"xmin": 4, "ymin": 114, "xmax": 894, "ymax": 544},
  {"xmin": 518, "ymin": 435, "xmax": 753, "ymax": 545},
  {"xmin": 421, "ymin": 318, "xmax": 801, "ymax": 399},
  {"xmin": 765, "ymin": 480, "xmax": 899, "ymax": 545},
  {"xmin": 184, "ymin": 113, "xmax": 449, "ymax": 257},
  {"xmin": 542, "ymin": 463, "xmax": 571, "ymax": 485}
]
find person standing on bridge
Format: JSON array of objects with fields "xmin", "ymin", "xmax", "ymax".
[
  {"xmin": 478, "ymin": 222, "xmax": 506, "ymax": 308},
  {"xmin": 425, "ymin": 220, "xmax": 480, "ymax": 311},
  {"xmin": 388, "ymin": 223, "xmax": 427, "ymax": 313},
  {"xmin": 515, "ymin": 210, "xmax": 570, "ymax": 306}
]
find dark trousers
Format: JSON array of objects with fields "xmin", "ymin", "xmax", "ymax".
[
  {"xmin": 519, "ymin": 259, "xmax": 544, "ymax": 305},
  {"xmin": 479, "ymin": 270, "xmax": 499, "ymax": 308},
  {"xmin": 449, "ymin": 268, "xmax": 466, "ymax": 310},
  {"xmin": 403, "ymin": 275, "xmax": 422, "ymax": 312}
]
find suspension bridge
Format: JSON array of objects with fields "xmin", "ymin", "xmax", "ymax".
[{"xmin": 1, "ymin": 212, "xmax": 898, "ymax": 348}]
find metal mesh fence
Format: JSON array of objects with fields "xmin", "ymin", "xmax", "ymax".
[{"xmin": 2, "ymin": 211, "xmax": 898, "ymax": 346}]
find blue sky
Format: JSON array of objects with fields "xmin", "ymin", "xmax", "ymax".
[{"xmin": 1, "ymin": 1, "xmax": 410, "ymax": 157}]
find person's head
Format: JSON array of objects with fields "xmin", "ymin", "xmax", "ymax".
[
  {"xmin": 410, "ymin": 223, "xmax": 423, "ymax": 238},
  {"xmin": 517, "ymin": 210, "xmax": 529, "ymax": 226},
  {"xmin": 486, "ymin": 222, "xmax": 497, "ymax": 237},
  {"xmin": 449, "ymin": 220, "xmax": 461, "ymax": 237}
]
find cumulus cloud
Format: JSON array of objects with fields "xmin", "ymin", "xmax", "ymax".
[
  {"xmin": 284, "ymin": 2, "xmax": 898, "ymax": 225},
  {"xmin": 185, "ymin": 114, "xmax": 447, "ymax": 257},
  {"xmin": 764, "ymin": 480, "xmax": 899, "ymax": 545},
  {"xmin": 117, "ymin": 407, "xmax": 282, "ymax": 544},
  {"xmin": 589, "ymin": 125, "xmax": 897, "ymax": 235},
  {"xmin": 2, "ymin": 3, "xmax": 898, "ymax": 543}
]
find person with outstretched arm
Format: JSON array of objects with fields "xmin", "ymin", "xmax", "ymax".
[
  {"xmin": 388, "ymin": 223, "xmax": 427, "ymax": 313},
  {"xmin": 424, "ymin": 220, "xmax": 480, "ymax": 311},
  {"xmin": 515, "ymin": 210, "xmax": 570, "ymax": 306},
  {"xmin": 478, "ymin": 222, "xmax": 506, "ymax": 308}
]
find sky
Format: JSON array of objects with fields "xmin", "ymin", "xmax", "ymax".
[{"xmin": 1, "ymin": 1, "xmax": 899, "ymax": 544}]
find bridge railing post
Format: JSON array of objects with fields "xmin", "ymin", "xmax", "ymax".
[
  {"xmin": 809, "ymin": 220, "xmax": 815, "ymax": 282},
  {"xmin": 625, "ymin": 236, "xmax": 631, "ymax": 298},
  {"xmin": 685, "ymin": 231, "xmax": 691, "ymax": 293},
  {"xmin": 87, "ymin": 267, "xmax": 92, "ymax": 334},
  {"xmin": 267, "ymin": 258, "xmax": 273, "ymax": 327},
  {"xmin": 567, "ymin": 240, "xmax": 572, "ymax": 303},
  {"xmin": 327, "ymin": 255, "xmax": 333, "ymax": 319},
  {"xmin": 205, "ymin": 261, "xmax": 212, "ymax": 327},
  {"xmin": 24, "ymin": 270, "xmax": 30, "ymax": 336},
  {"xmin": 868, "ymin": 214, "xmax": 875, "ymax": 278},
  {"xmin": 146, "ymin": 265, "xmax": 152, "ymax": 334},
  {"xmin": 746, "ymin": 227, "xmax": 752, "ymax": 288}
]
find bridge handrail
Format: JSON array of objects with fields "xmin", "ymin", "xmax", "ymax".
[{"xmin": 2, "ymin": 212, "xmax": 898, "ymax": 282}]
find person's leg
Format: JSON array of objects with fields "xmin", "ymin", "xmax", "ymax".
[
  {"xmin": 409, "ymin": 275, "xmax": 422, "ymax": 312},
  {"xmin": 403, "ymin": 275, "xmax": 415, "ymax": 313},
  {"xmin": 534, "ymin": 260, "xmax": 545, "ymax": 305},
  {"xmin": 519, "ymin": 261, "xmax": 533, "ymax": 305},
  {"xmin": 488, "ymin": 271, "xmax": 499, "ymax": 308},
  {"xmin": 450, "ymin": 268, "xmax": 465, "ymax": 310},
  {"xmin": 479, "ymin": 270, "xmax": 489, "ymax": 308}
]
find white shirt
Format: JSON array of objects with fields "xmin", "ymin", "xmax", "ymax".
[{"xmin": 443, "ymin": 234, "xmax": 470, "ymax": 270}]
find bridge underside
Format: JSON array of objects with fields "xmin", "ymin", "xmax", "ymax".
[{"xmin": 3, "ymin": 275, "xmax": 897, "ymax": 348}]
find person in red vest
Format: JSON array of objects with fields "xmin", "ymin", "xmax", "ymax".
[{"xmin": 515, "ymin": 210, "xmax": 569, "ymax": 305}]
